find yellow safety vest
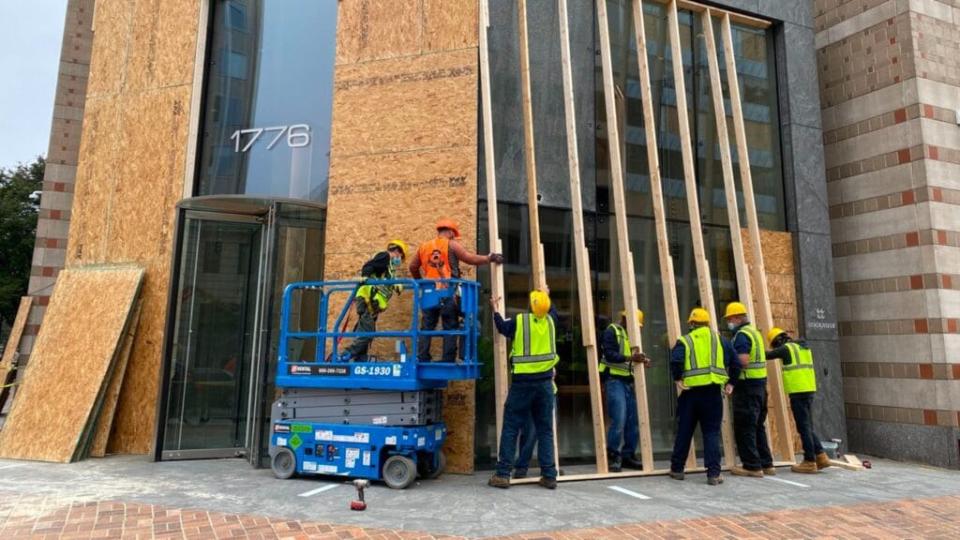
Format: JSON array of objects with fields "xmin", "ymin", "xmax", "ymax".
[
  {"xmin": 735, "ymin": 324, "xmax": 767, "ymax": 380},
  {"xmin": 510, "ymin": 314, "xmax": 559, "ymax": 375},
  {"xmin": 599, "ymin": 324, "xmax": 633, "ymax": 377},
  {"xmin": 356, "ymin": 264, "xmax": 395, "ymax": 311},
  {"xmin": 782, "ymin": 342, "xmax": 817, "ymax": 394},
  {"xmin": 680, "ymin": 326, "xmax": 728, "ymax": 387}
]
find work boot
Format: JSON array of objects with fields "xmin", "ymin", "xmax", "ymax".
[
  {"xmin": 669, "ymin": 470, "xmax": 685, "ymax": 481},
  {"xmin": 707, "ymin": 475, "xmax": 724, "ymax": 486},
  {"xmin": 538, "ymin": 476, "xmax": 557, "ymax": 490},
  {"xmin": 622, "ymin": 455, "xmax": 644, "ymax": 470},
  {"xmin": 512, "ymin": 468, "xmax": 528, "ymax": 479},
  {"xmin": 791, "ymin": 460, "xmax": 819, "ymax": 474},
  {"xmin": 608, "ymin": 451, "xmax": 622, "ymax": 473},
  {"xmin": 487, "ymin": 475, "xmax": 511, "ymax": 489},
  {"xmin": 763, "ymin": 466, "xmax": 777, "ymax": 476},
  {"xmin": 816, "ymin": 452, "xmax": 833, "ymax": 470},
  {"xmin": 731, "ymin": 466, "xmax": 764, "ymax": 478}
]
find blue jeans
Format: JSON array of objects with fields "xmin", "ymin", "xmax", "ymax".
[
  {"xmin": 670, "ymin": 385, "xmax": 723, "ymax": 478},
  {"xmin": 515, "ymin": 410, "xmax": 537, "ymax": 471},
  {"xmin": 604, "ymin": 378, "xmax": 639, "ymax": 458},
  {"xmin": 790, "ymin": 393, "xmax": 824, "ymax": 461},
  {"xmin": 496, "ymin": 378, "xmax": 557, "ymax": 478},
  {"xmin": 417, "ymin": 297, "xmax": 460, "ymax": 361}
]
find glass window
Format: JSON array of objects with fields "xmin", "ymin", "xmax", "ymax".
[{"xmin": 196, "ymin": 0, "xmax": 339, "ymax": 202}]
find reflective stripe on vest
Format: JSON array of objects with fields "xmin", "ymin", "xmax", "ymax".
[
  {"xmin": 782, "ymin": 342, "xmax": 817, "ymax": 394},
  {"xmin": 735, "ymin": 324, "xmax": 767, "ymax": 380},
  {"xmin": 600, "ymin": 324, "xmax": 632, "ymax": 376},
  {"xmin": 510, "ymin": 314, "xmax": 559, "ymax": 375},
  {"xmin": 681, "ymin": 326, "xmax": 728, "ymax": 387},
  {"xmin": 356, "ymin": 263, "xmax": 395, "ymax": 310}
]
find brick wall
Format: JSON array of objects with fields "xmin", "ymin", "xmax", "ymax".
[{"xmin": 816, "ymin": 0, "xmax": 960, "ymax": 468}]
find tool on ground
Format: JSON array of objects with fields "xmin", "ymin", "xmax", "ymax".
[
  {"xmin": 269, "ymin": 278, "xmax": 480, "ymax": 489},
  {"xmin": 350, "ymin": 479, "xmax": 369, "ymax": 511}
]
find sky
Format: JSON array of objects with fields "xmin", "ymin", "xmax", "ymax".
[{"xmin": 0, "ymin": 0, "xmax": 68, "ymax": 170}]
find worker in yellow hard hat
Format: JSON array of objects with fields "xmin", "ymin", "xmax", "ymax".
[
  {"xmin": 668, "ymin": 307, "xmax": 739, "ymax": 486},
  {"xmin": 599, "ymin": 309, "xmax": 651, "ymax": 472},
  {"xmin": 341, "ymin": 240, "xmax": 409, "ymax": 361},
  {"xmin": 488, "ymin": 288, "xmax": 559, "ymax": 490},
  {"xmin": 765, "ymin": 328, "xmax": 831, "ymax": 474},
  {"xmin": 723, "ymin": 301, "xmax": 775, "ymax": 478},
  {"xmin": 409, "ymin": 218, "xmax": 504, "ymax": 361}
]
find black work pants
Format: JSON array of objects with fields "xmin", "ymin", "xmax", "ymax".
[
  {"xmin": 417, "ymin": 297, "xmax": 460, "ymax": 361},
  {"xmin": 790, "ymin": 392, "xmax": 824, "ymax": 461},
  {"xmin": 345, "ymin": 301, "xmax": 379, "ymax": 359},
  {"xmin": 733, "ymin": 383, "xmax": 774, "ymax": 470},
  {"xmin": 670, "ymin": 385, "xmax": 723, "ymax": 478}
]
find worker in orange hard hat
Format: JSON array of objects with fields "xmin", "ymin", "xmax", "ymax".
[
  {"xmin": 488, "ymin": 288, "xmax": 559, "ymax": 490},
  {"xmin": 599, "ymin": 309, "xmax": 651, "ymax": 472},
  {"xmin": 409, "ymin": 218, "xmax": 504, "ymax": 361},
  {"xmin": 668, "ymin": 307, "xmax": 739, "ymax": 485},
  {"xmin": 341, "ymin": 240, "xmax": 409, "ymax": 361}
]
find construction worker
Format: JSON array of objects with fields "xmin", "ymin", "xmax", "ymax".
[
  {"xmin": 341, "ymin": 241, "xmax": 408, "ymax": 361},
  {"xmin": 599, "ymin": 309, "xmax": 651, "ymax": 472},
  {"xmin": 669, "ymin": 308, "xmax": 738, "ymax": 486},
  {"xmin": 513, "ymin": 376, "xmax": 557, "ymax": 479},
  {"xmin": 766, "ymin": 328, "xmax": 832, "ymax": 473},
  {"xmin": 409, "ymin": 218, "xmax": 503, "ymax": 361},
  {"xmin": 724, "ymin": 301, "xmax": 775, "ymax": 478},
  {"xmin": 488, "ymin": 289, "xmax": 559, "ymax": 490}
]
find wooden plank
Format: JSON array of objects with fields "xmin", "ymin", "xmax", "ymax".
[
  {"xmin": 0, "ymin": 265, "xmax": 144, "ymax": 463},
  {"xmin": 479, "ymin": 0, "xmax": 510, "ymax": 450},
  {"xmin": 646, "ymin": 0, "xmax": 771, "ymax": 28},
  {"xmin": 510, "ymin": 460, "xmax": 795, "ymax": 484},
  {"xmin": 517, "ymin": 0, "xmax": 546, "ymax": 291},
  {"xmin": 88, "ymin": 300, "xmax": 143, "ymax": 458},
  {"xmin": 721, "ymin": 13, "xmax": 795, "ymax": 462},
  {"xmin": 700, "ymin": 8, "xmax": 745, "ymax": 467},
  {"xmin": 558, "ymin": 0, "xmax": 608, "ymax": 474},
  {"xmin": 597, "ymin": 0, "xmax": 654, "ymax": 473},
  {"xmin": 0, "ymin": 297, "xmax": 34, "ymax": 413}
]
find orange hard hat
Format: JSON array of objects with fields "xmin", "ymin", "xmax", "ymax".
[{"xmin": 436, "ymin": 218, "xmax": 461, "ymax": 238}]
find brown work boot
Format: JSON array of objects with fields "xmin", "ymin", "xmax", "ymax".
[
  {"xmin": 487, "ymin": 475, "xmax": 511, "ymax": 489},
  {"xmin": 731, "ymin": 466, "xmax": 764, "ymax": 478},
  {"xmin": 816, "ymin": 452, "xmax": 832, "ymax": 470},
  {"xmin": 763, "ymin": 466, "xmax": 777, "ymax": 476},
  {"xmin": 707, "ymin": 475, "xmax": 724, "ymax": 486},
  {"xmin": 538, "ymin": 476, "xmax": 557, "ymax": 490},
  {"xmin": 669, "ymin": 470, "xmax": 685, "ymax": 481},
  {"xmin": 791, "ymin": 460, "xmax": 819, "ymax": 474}
]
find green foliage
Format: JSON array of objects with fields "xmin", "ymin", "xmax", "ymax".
[{"xmin": 0, "ymin": 157, "xmax": 43, "ymax": 326}]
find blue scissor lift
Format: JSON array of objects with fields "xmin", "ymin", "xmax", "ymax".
[{"xmin": 269, "ymin": 278, "xmax": 480, "ymax": 489}]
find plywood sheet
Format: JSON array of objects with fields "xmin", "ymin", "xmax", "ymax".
[
  {"xmin": 125, "ymin": 0, "xmax": 198, "ymax": 92},
  {"xmin": 1, "ymin": 297, "xmax": 33, "ymax": 366},
  {"xmin": 330, "ymin": 49, "xmax": 477, "ymax": 157},
  {"xmin": 335, "ymin": 0, "xmax": 423, "ymax": 64},
  {"xmin": 442, "ymin": 380, "xmax": 476, "ymax": 474},
  {"xmin": 423, "ymin": 0, "xmax": 478, "ymax": 52},
  {"xmin": 85, "ymin": 0, "xmax": 135, "ymax": 98},
  {"xmin": 89, "ymin": 300, "xmax": 142, "ymax": 458},
  {"xmin": 0, "ymin": 265, "xmax": 144, "ymax": 462}
]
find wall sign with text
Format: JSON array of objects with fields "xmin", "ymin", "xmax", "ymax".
[{"xmin": 230, "ymin": 124, "xmax": 312, "ymax": 152}]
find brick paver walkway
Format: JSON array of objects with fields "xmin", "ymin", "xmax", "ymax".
[{"xmin": 1, "ymin": 494, "xmax": 958, "ymax": 539}]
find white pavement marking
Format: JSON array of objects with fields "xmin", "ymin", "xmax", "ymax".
[
  {"xmin": 298, "ymin": 484, "xmax": 339, "ymax": 497},
  {"xmin": 608, "ymin": 485, "xmax": 651, "ymax": 500},
  {"xmin": 766, "ymin": 476, "xmax": 809, "ymax": 488},
  {"xmin": 0, "ymin": 464, "xmax": 26, "ymax": 470}
]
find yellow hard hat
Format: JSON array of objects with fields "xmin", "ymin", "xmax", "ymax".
[
  {"xmin": 687, "ymin": 307, "xmax": 710, "ymax": 324},
  {"xmin": 619, "ymin": 309, "xmax": 645, "ymax": 327},
  {"xmin": 724, "ymin": 301, "xmax": 748, "ymax": 319},
  {"xmin": 387, "ymin": 239, "xmax": 409, "ymax": 259},
  {"xmin": 767, "ymin": 327, "xmax": 787, "ymax": 345},
  {"xmin": 529, "ymin": 289, "xmax": 551, "ymax": 318}
]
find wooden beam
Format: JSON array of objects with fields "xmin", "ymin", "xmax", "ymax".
[
  {"xmin": 721, "ymin": 13, "xmax": 795, "ymax": 462},
  {"xmin": 509, "ymin": 460, "xmax": 796, "ymax": 484},
  {"xmin": 478, "ymin": 0, "xmax": 510, "ymax": 448},
  {"xmin": 517, "ymin": 0, "xmax": 546, "ymax": 291},
  {"xmin": 646, "ymin": 0, "xmax": 771, "ymax": 29},
  {"xmin": 700, "ymin": 8, "xmax": 746, "ymax": 467},
  {"xmin": 558, "ymin": 0, "xmax": 608, "ymax": 474}
]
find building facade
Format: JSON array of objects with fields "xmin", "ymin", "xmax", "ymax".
[{"xmin": 14, "ymin": 0, "xmax": 956, "ymax": 470}]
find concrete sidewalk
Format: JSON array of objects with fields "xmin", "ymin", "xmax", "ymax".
[{"xmin": 0, "ymin": 455, "xmax": 958, "ymax": 538}]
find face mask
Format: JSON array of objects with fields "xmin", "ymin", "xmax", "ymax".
[
  {"xmin": 390, "ymin": 256, "xmax": 402, "ymax": 267},
  {"xmin": 727, "ymin": 322, "xmax": 737, "ymax": 332}
]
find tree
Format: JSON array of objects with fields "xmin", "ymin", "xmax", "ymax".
[{"xmin": 0, "ymin": 157, "xmax": 43, "ymax": 328}]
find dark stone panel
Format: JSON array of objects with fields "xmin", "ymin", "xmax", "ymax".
[
  {"xmin": 781, "ymin": 124, "xmax": 829, "ymax": 235},
  {"xmin": 796, "ymin": 232, "xmax": 839, "ymax": 341},
  {"xmin": 707, "ymin": 0, "xmax": 760, "ymax": 14},
  {"xmin": 480, "ymin": 0, "xmax": 596, "ymax": 212},
  {"xmin": 805, "ymin": 338, "xmax": 845, "ymax": 443},
  {"xmin": 759, "ymin": 0, "xmax": 813, "ymax": 28},
  {"xmin": 778, "ymin": 24, "xmax": 821, "ymax": 130},
  {"xmin": 847, "ymin": 418, "xmax": 960, "ymax": 469}
]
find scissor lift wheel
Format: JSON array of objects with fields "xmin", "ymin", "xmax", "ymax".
[
  {"xmin": 419, "ymin": 451, "xmax": 446, "ymax": 479},
  {"xmin": 382, "ymin": 455, "xmax": 417, "ymax": 489},
  {"xmin": 272, "ymin": 447, "xmax": 297, "ymax": 479}
]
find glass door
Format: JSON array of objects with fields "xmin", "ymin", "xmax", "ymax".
[{"xmin": 161, "ymin": 212, "xmax": 266, "ymax": 459}]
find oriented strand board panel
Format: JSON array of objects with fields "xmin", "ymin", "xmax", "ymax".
[
  {"xmin": 85, "ymin": 0, "xmax": 135, "ymax": 97},
  {"xmin": 1, "ymin": 297, "xmax": 33, "ymax": 367},
  {"xmin": 0, "ymin": 266, "xmax": 143, "ymax": 462},
  {"xmin": 125, "ymin": 0, "xmax": 199, "ymax": 91},
  {"xmin": 89, "ymin": 301, "xmax": 142, "ymax": 458},
  {"xmin": 325, "ymin": 0, "xmax": 478, "ymax": 472}
]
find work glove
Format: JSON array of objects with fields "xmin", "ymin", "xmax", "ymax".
[
  {"xmin": 488, "ymin": 253, "xmax": 505, "ymax": 264},
  {"xmin": 392, "ymin": 284, "xmax": 403, "ymax": 296}
]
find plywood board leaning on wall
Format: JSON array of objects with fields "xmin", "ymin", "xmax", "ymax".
[
  {"xmin": 0, "ymin": 265, "xmax": 144, "ymax": 462},
  {"xmin": 0, "ymin": 296, "xmax": 34, "ymax": 414}
]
